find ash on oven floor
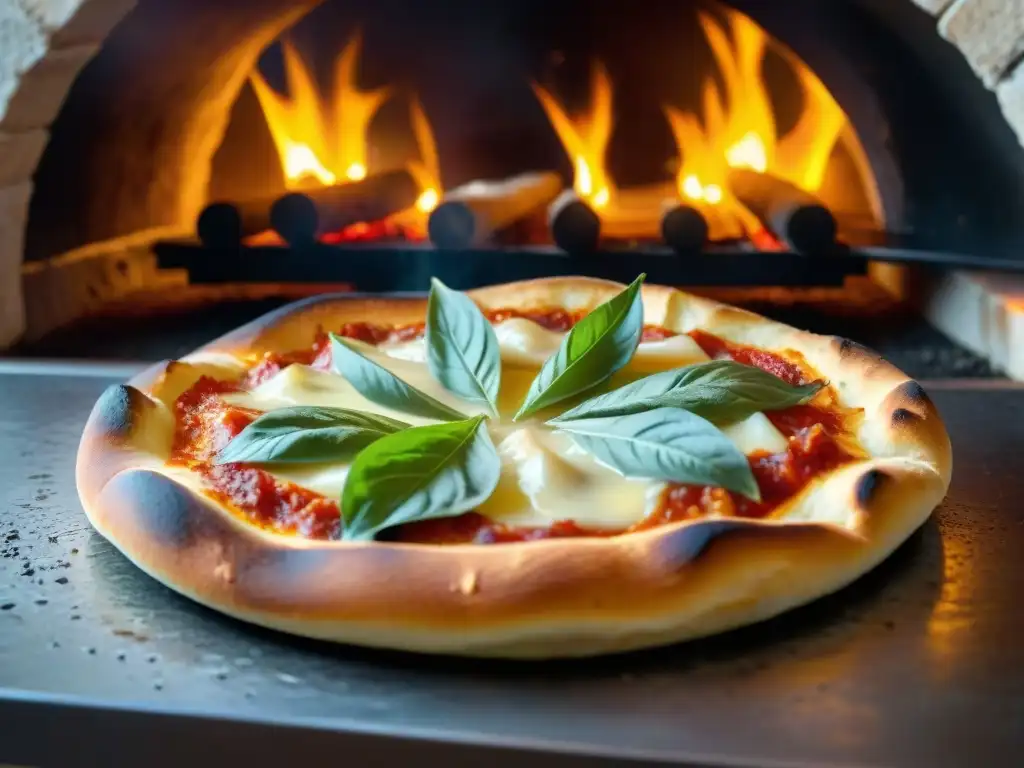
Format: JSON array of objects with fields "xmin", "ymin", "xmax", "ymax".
[{"xmin": 8, "ymin": 282, "xmax": 1002, "ymax": 381}]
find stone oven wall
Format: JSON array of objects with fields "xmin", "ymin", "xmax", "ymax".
[{"xmin": 1, "ymin": 0, "xmax": 1024, "ymax": 349}]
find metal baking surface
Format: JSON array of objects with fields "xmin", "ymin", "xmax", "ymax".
[{"xmin": 1, "ymin": 366, "xmax": 1022, "ymax": 767}]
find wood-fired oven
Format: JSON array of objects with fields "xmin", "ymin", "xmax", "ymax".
[{"xmin": 3, "ymin": 0, "xmax": 1024, "ymax": 377}]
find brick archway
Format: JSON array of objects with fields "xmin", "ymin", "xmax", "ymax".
[{"xmin": 1, "ymin": 0, "xmax": 1023, "ymax": 347}]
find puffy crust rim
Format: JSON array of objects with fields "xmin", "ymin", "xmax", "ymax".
[{"xmin": 75, "ymin": 277, "xmax": 952, "ymax": 658}]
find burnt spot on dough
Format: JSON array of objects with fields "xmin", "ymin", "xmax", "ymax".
[
  {"xmin": 834, "ymin": 336, "xmax": 881, "ymax": 363},
  {"xmin": 855, "ymin": 468, "xmax": 889, "ymax": 509},
  {"xmin": 894, "ymin": 380, "xmax": 930, "ymax": 410},
  {"xmin": 100, "ymin": 470, "xmax": 199, "ymax": 547},
  {"xmin": 93, "ymin": 384, "xmax": 149, "ymax": 438},
  {"xmin": 648, "ymin": 519, "xmax": 743, "ymax": 571},
  {"xmin": 889, "ymin": 380, "xmax": 933, "ymax": 426}
]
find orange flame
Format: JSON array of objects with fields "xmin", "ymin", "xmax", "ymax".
[
  {"xmin": 249, "ymin": 33, "xmax": 442, "ymax": 235},
  {"xmin": 251, "ymin": 33, "xmax": 395, "ymax": 190},
  {"xmin": 532, "ymin": 62, "xmax": 614, "ymax": 209},
  {"xmin": 665, "ymin": 8, "xmax": 850, "ymax": 235}
]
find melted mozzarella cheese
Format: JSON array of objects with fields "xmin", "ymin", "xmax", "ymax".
[
  {"xmin": 477, "ymin": 426, "xmax": 659, "ymax": 529},
  {"xmin": 218, "ymin": 319, "xmax": 790, "ymax": 529}
]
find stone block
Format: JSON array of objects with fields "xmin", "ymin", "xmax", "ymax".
[
  {"xmin": 50, "ymin": 0, "xmax": 136, "ymax": 47},
  {"xmin": 997, "ymin": 57, "xmax": 1024, "ymax": 145},
  {"xmin": 911, "ymin": 0, "xmax": 957, "ymax": 14},
  {"xmin": 0, "ymin": 129, "xmax": 48, "ymax": 187},
  {"xmin": 939, "ymin": 0, "xmax": 1024, "ymax": 86},
  {"xmin": 0, "ymin": 43, "xmax": 98, "ymax": 132},
  {"xmin": 0, "ymin": 181, "xmax": 32, "ymax": 346},
  {"xmin": 0, "ymin": 2, "xmax": 47, "ymax": 123}
]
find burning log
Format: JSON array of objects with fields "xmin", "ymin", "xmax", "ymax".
[
  {"xmin": 548, "ymin": 190, "xmax": 600, "ymax": 254},
  {"xmin": 195, "ymin": 169, "xmax": 421, "ymax": 246},
  {"xmin": 427, "ymin": 172, "xmax": 562, "ymax": 249},
  {"xmin": 600, "ymin": 182, "xmax": 678, "ymax": 241},
  {"xmin": 548, "ymin": 182, "xmax": 679, "ymax": 253},
  {"xmin": 727, "ymin": 169, "xmax": 838, "ymax": 254},
  {"xmin": 660, "ymin": 204, "xmax": 709, "ymax": 254}
]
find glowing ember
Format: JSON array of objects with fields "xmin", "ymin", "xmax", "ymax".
[{"xmin": 533, "ymin": 63, "xmax": 615, "ymax": 210}]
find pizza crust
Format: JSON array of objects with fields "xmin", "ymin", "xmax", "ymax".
[{"xmin": 75, "ymin": 278, "xmax": 952, "ymax": 658}]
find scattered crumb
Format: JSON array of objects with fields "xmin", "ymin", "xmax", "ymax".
[
  {"xmin": 85, "ymin": 647, "xmax": 96, "ymax": 655},
  {"xmin": 146, "ymin": 654, "xmax": 158, "ymax": 663},
  {"xmin": 154, "ymin": 681, "xmax": 164, "ymax": 691},
  {"xmin": 70, "ymin": 614, "xmax": 81, "ymax": 621},
  {"xmin": 35, "ymin": 599, "xmax": 47, "ymax": 606},
  {"xmin": 116, "ymin": 651, "xmax": 127, "ymax": 661},
  {"xmin": 71, "ymin": 548, "xmax": 79, "ymax": 555},
  {"xmin": 54, "ymin": 577, "xmax": 68, "ymax": 585},
  {"xmin": 50, "ymin": 641, "xmax": 60, "ymax": 649},
  {"xmin": 1, "ymin": 603, "xmax": 14, "ymax": 611},
  {"xmin": 113, "ymin": 628, "xmax": 149, "ymax": 642}
]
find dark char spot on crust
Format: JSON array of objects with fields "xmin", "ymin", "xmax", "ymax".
[
  {"xmin": 93, "ymin": 384, "xmax": 147, "ymax": 438},
  {"xmin": 855, "ymin": 469, "xmax": 889, "ymax": 509},
  {"xmin": 99, "ymin": 470, "xmax": 198, "ymax": 547}
]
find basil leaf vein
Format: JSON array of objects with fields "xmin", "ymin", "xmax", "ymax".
[
  {"xmin": 514, "ymin": 274, "xmax": 646, "ymax": 421},
  {"xmin": 331, "ymin": 333, "xmax": 468, "ymax": 421},
  {"xmin": 340, "ymin": 415, "xmax": 501, "ymax": 541},
  {"xmin": 551, "ymin": 360, "xmax": 823, "ymax": 425},
  {"xmin": 553, "ymin": 406, "xmax": 760, "ymax": 500},
  {"xmin": 426, "ymin": 277, "xmax": 501, "ymax": 413},
  {"xmin": 215, "ymin": 406, "xmax": 410, "ymax": 465}
]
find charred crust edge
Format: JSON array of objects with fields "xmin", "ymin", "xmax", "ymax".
[
  {"xmin": 92, "ymin": 384, "xmax": 148, "ymax": 438},
  {"xmin": 894, "ymin": 380, "xmax": 930, "ymax": 408},
  {"xmin": 855, "ymin": 468, "xmax": 889, "ymax": 509},
  {"xmin": 100, "ymin": 469, "xmax": 207, "ymax": 548},
  {"xmin": 834, "ymin": 336, "xmax": 881, "ymax": 362}
]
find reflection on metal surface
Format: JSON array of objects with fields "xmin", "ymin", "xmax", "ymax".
[{"xmin": 926, "ymin": 508, "xmax": 981, "ymax": 680}]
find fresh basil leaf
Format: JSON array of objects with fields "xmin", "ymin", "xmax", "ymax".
[
  {"xmin": 340, "ymin": 415, "xmax": 501, "ymax": 541},
  {"xmin": 426, "ymin": 277, "xmax": 501, "ymax": 413},
  {"xmin": 330, "ymin": 333, "xmax": 468, "ymax": 421},
  {"xmin": 553, "ymin": 406, "xmax": 760, "ymax": 500},
  {"xmin": 214, "ymin": 406, "xmax": 409, "ymax": 465},
  {"xmin": 550, "ymin": 360, "xmax": 823, "ymax": 425},
  {"xmin": 513, "ymin": 274, "xmax": 646, "ymax": 421}
]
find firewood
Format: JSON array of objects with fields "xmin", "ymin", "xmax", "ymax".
[
  {"xmin": 427, "ymin": 172, "xmax": 562, "ymax": 249},
  {"xmin": 196, "ymin": 169, "xmax": 420, "ymax": 246},
  {"xmin": 727, "ymin": 169, "xmax": 837, "ymax": 253}
]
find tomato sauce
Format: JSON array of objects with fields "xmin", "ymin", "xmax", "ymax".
[
  {"xmin": 169, "ymin": 306, "xmax": 855, "ymax": 544},
  {"xmin": 688, "ymin": 328, "xmax": 806, "ymax": 386}
]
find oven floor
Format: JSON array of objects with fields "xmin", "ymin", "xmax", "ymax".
[
  {"xmin": 0, "ymin": 368, "xmax": 1021, "ymax": 767},
  {"xmin": 6, "ymin": 282, "xmax": 1003, "ymax": 380}
]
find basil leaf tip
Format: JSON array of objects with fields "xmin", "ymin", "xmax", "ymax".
[
  {"xmin": 514, "ymin": 274, "xmax": 646, "ymax": 421},
  {"xmin": 215, "ymin": 405, "xmax": 410, "ymax": 465},
  {"xmin": 340, "ymin": 415, "xmax": 501, "ymax": 541},
  {"xmin": 553, "ymin": 406, "xmax": 760, "ymax": 501},
  {"xmin": 425, "ymin": 277, "xmax": 501, "ymax": 414},
  {"xmin": 551, "ymin": 359, "xmax": 823, "ymax": 426},
  {"xmin": 329, "ymin": 332, "xmax": 468, "ymax": 422}
]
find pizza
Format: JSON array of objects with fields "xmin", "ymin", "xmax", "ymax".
[{"xmin": 75, "ymin": 276, "xmax": 952, "ymax": 658}]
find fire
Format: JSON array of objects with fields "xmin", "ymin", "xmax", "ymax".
[
  {"xmin": 406, "ymin": 98, "xmax": 442, "ymax": 216},
  {"xmin": 250, "ymin": 34, "xmax": 388, "ymax": 189},
  {"xmin": 665, "ymin": 8, "xmax": 849, "ymax": 235},
  {"xmin": 249, "ymin": 33, "xmax": 442, "ymax": 239},
  {"xmin": 532, "ymin": 62, "xmax": 614, "ymax": 209}
]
